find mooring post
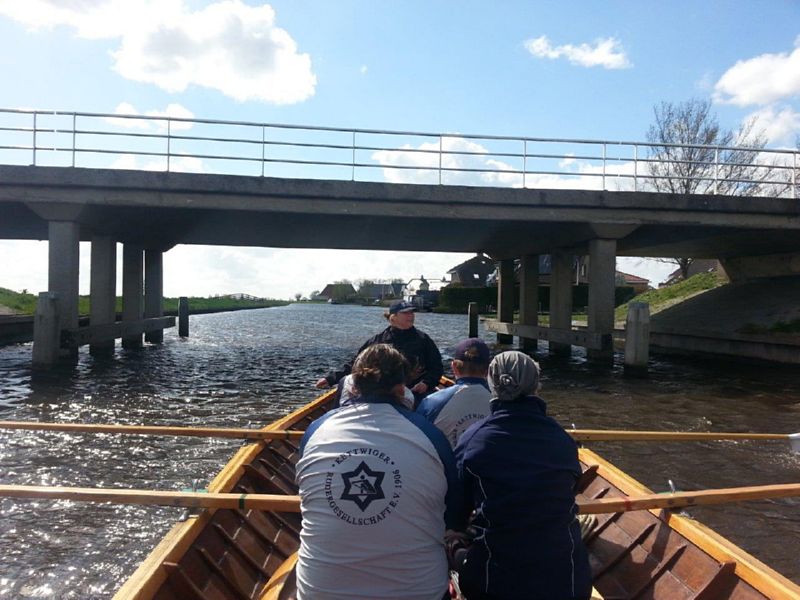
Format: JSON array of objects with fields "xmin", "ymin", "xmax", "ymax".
[
  {"xmin": 178, "ymin": 296, "xmax": 189, "ymax": 337},
  {"xmin": 468, "ymin": 302, "xmax": 478, "ymax": 338},
  {"xmin": 32, "ymin": 292, "xmax": 60, "ymax": 370},
  {"xmin": 624, "ymin": 302, "xmax": 650, "ymax": 375}
]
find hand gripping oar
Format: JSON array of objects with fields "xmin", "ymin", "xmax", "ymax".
[
  {"xmin": 569, "ymin": 428, "xmax": 800, "ymax": 452},
  {"xmin": 0, "ymin": 420, "xmax": 304, "ymax": 441},
  {"xmin": 578, "ymin": 482, "xmax": 800, "ymax": 514}
]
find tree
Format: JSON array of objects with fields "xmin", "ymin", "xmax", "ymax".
[
  {"xmin": 294, "ymin": 293, "xmax": 302, "ymax": 302},
  {"xmin": 644, "ymin": 99, "xmax": 778, "ymax": 280}
]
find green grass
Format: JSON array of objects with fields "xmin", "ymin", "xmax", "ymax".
[
  {"xmin": 614, "ymin": 272, "xmax": 724, "ymax": 321},
  {"xmin": 0, "ymin": 287, "xmax": 288, "ymax": 315}
]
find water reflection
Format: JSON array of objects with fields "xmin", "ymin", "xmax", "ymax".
[{"xmin": 0, "ymin": 303, "xmax": 798, "ymax": 597}]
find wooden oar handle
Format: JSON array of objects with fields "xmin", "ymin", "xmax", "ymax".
[
  {"xmin": 570, "ymin": 429, "xmax": 787, "ymax": 442},
  {"xmin": 0, "ymin": 484, "xmax": 301, "ymax": 512},
  {"xmin": 0, "ymin": 421, "xmax": 304, "ymax": 440},
  {"xmin": 578, "ymin": 482, "xmax": 800, "ymax": 514}
]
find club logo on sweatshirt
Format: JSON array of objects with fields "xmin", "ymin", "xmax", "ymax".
[{"xmin": 324, "ymin": 447, "xmax": 403, "ymax": 525}]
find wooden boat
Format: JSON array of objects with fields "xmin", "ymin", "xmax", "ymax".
[{"xmin": 114, "ymin": 387, "xmax": 800, "ymax": 600}]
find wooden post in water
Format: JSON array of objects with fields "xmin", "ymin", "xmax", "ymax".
[
  {"xmin": 624, "ymin": 302, "xmax": 650, "ymax": 375},
  {"xmin": 468, "ymin": 302, "xmax": 478, "ymax": 338},
  {"xmin": 32, "ymin": 292, "xmax": 60, "ymax": 370},
  {"xmin": 178, "ymin": 297, "xmax": 189, "ymax": 337}
]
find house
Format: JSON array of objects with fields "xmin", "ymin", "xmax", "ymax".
[
  {"xmin": 615, "ymin": 271, "xmax": 651, "ymax": 294},
  {"xmin": 317, "ymin": 283, "xmax": 357, "ymax": 302},
  {"xmin": 446, "ymin": 254, "xmax": 496, "ymax": 287},
  {"xmin": 358, "ymin": 283, "xmax": 400, "ymax": 301}
]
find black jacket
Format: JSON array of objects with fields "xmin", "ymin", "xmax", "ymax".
[{"xmin": 325, "ymin": 326, "xmax": 443, "ymax": 390}]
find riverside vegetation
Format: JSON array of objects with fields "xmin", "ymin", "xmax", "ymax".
[{"xmin": 0, "ymin": 288, "xmax": 288, "ymax": 316}]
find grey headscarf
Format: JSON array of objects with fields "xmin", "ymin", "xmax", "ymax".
[{"xmin": 488, "ymin": 351, "xmax": 541, "ymax": 402}]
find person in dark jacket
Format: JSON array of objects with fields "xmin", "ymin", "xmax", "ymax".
[
  {"xmin": 453, "ymin": 350, "xmax": 592, "ymax": 600},
  {"xmin": 315, "ymin": 300, "xmax": 443, "ymax": 401}
]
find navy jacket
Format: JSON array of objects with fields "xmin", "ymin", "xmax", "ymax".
[
  {"xmin": 454, "ymin": 396, "xmax": 591, "ymax": 599},
  {"xmin": 325, "ymin": 326, "xmax": 443, "ymax": 390}
]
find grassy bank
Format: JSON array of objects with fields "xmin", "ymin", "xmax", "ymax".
[
  {"xmin": 614, "ymin": 272, "xmax": 724, "ymax": 322},
  {"xmin": 0, "ymin": 287, "xmax": 288, "ymax": 315}
]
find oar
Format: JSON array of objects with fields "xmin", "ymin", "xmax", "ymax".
[
  {"xmin": 0, "ymin": 420, "xmax": 304, "ymax": 441},
  {"xmin": 578, "ymin": 482, "xmax": 800, "ymax": 514},
  {"xmin": 569, "ymin": 429, "xmax": 800, "ymax": 452},
  {"xmin": 0, "ymin": 484, "xmax": 301, "ymax": 512},
  {"xmin": 1, "ymin": 482, "xmax": 798, "ymax": 515}
]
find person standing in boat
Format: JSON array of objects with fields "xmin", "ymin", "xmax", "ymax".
[
  {"xmin": 296, "ymin": 343, "xmax": 461, "ymax": 600},
  {"xmin": 315, "ymin": 299, "xmax": 444, "ymax": 405},
  {"xmin": 453, "ymin": 350, "xmax": 592, "ymax": 600},
  {"xmin": 416, "ymin": 337, "xmax": 492, "ymax": 449}
]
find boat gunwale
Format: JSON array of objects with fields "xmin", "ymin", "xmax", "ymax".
[
  {"xmin": 580, "ymin": 447, "xmax": 800, "ymax": 600},
  {"xmin": 112, "ymin": 390, "xmax": 335, "ymax": 600}
]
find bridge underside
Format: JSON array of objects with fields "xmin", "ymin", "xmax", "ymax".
[{"xmin": 1, "ymin": 166, "xmax": 798, "ymax": 259}]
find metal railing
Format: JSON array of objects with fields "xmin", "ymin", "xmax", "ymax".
[{"xmin": 0, "ymin": 107, "xmax": 797, "ymax": 197}]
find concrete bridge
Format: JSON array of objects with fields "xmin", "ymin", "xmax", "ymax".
[{"xmin": 1, "ymin": 108, "xmax": 798, "ymax": 366}]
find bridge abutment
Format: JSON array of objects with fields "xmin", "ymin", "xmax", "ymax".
[
  {"xmin": 587, "ymin": 238, "xmax": 617, "ymax": 365},
  {"xmin": 519, "ymin": 254, "xmax": 539, "ymax": 353},
  {"xmin": 47, "ymin": 220, "xmax": 80, "ymax": 356},
  {"xmin": 549, "ymin": 252, "xmax": 573, "ymax": 357},
  {"xmin": 144, "ymin": 250, "xmax": 164, "ymax": 344},
  {"xmin": 122, "ymin": 245, "xmax": 144, "ymax": 349},
  {"xmin": 496, "ymin": 258, "xmax": 515, "ymax": 345}
]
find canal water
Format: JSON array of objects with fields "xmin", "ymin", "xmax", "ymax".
[{"xmin": 0, "ymin": 303, "xmax": 798, "ymax": 598}]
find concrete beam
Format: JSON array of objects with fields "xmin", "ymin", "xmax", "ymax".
[
  {"xmin": 144, "ymin": 249, "xmax": 164, "ymax": 344},
  {"xmin": 122, "ymin": 244, "xmax": 143, "ymax": 349},
  {"xmin": 47, "ymin": 220, "xmax": 80, "ymax": 354},
  {"xmin": 519, "ymin": 254, "xmax": 539, "ymax": 353},
  {"xmin": 496, "ymin": 258, "xmax": 515, "ymax": 345},
  {"xmin": 485, "ymin": 319, "xmax": 608, "ymax": 350},
  {"xmin": 721, "ymin": 251, "xmax": 800, "ymax": 282},
  {"xmin": 89, "ymin": 236, "xmax": 116, "ymax": 356},
  {"xmin": 549, "ymin": 252, "xmax": 573, "ymax": 357},
  {"xmin": 587, "ymin": 238, "xmax": 617, "ymax": 364}
]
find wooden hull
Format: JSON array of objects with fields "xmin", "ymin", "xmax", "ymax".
[{"xmin": 115, "ymin": 390, "xmax": 800, "ymax": 600}]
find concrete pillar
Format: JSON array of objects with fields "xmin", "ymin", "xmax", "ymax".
[
  {"xmin": 89, "ymin": 236, "xmax": 117, "ymax": 356},
  {"xmin": 519, "ymin": 254, "xmax": 539, "ymax": 353},
  {"xmin": 468, "ymin": 302, "xmax": 478, "ymax": 338},
  {"xmin": 587, "ymin": 238, "xmax": 617, "ymax": 364},
  {"xmin": 47, "ymin": 220, "xmax": 80, "ymax": 354},
  {"xmin": 122, "ymin": 244, "xmax": 144, "ymax": 349},
  {"xmin": 144, "ymin": 249, "xmax": 164, "ymax": 344},
  {"xmin": 624, "ymin": 302, "xmax": 650, "ymax": 375},
  {"xmin": 549, "ymin": 252, "xmax": 573, "ymax": 357},
  {"xmin": 496, "ymin": 258, "xmax": 515, "ymax": 345},
  {"xmin": 32, "ymin": 292, "xmax": 60, "ymax": 369},
  {"xmin": 178, "ymin": 297, "xmax": 189, "ymax": 337}
]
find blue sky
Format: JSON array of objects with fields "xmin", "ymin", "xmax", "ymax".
[{"xmin": 0, "ymin": 0, "xmax": 798, "ymax": 299}]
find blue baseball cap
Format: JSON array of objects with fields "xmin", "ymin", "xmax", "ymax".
[
  {"xmin": 453, "ymin": 338, "xmax": 491, "ymax": 364},
  {"xmin": 389, "ymin": 300, "xmax": 416, "ymax": 314}
]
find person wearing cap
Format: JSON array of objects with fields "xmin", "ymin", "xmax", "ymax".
[
  {"xmin": 315, "ymin": 299, "xmax": 443, "ymax": 403},
  {"xmin": 296, "ymin": 344, "xmax": 461, "ymax": 600},
  {"xmin": 415, "ymin": 338, "xmax": 492, "ymax": 449},
  {"xmin": 452, "ymin": 350, "xmax": 591, "ymax": 600}
]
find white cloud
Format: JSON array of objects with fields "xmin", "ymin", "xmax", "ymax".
[
  {"xmin": 0, "ymin": 0, "xmax": 316, "ymax": 104},
  {"xmin": 106, "ymin": 102, "xmax": 195, "ymax": 131},
  {"xmin": 713, "ymin": 42, "xmax": 800, "ymax": 106},
  {"xmin": 616, "ymin": 257, "xmax": 675, "ymax": 287},
  {"xmin": 524, "ymin": 35, "xmax": 631, "ymax": 69},
  {"xmin": 360, "ymin": 65, "xmax": 368, "ymax": 75},
  {"xmin": 109, "ymin": 154, "xmax": 205, "ymax": 173},
  {"xmin": 745, "ymin": 105, "xmax": 800, "ymax": 146}
]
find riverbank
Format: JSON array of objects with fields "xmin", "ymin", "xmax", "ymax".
[{"xmin": 0, "ymin": 290, "xmax": 289, "ymax": 346}]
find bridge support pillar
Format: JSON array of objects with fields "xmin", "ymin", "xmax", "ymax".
[
  {"xmin": 519, "ymin": 254, "xmax": 539, "ymax": 353},
  {"xmin": 587, "ymin": 239, "xmax": 616, "ymax": 365},
  {"xmin": 496, "ymin": 258, "xmax": 515, "ymax": 345},
  {"xmin": 549, "ymin": 252, "xmax": 573, "ymax": 357},
  {"xmin": 47, "ymin": 220, "xmax": 80, "ymax": 356},
  {"xmin": 144, "ymin": 249, "xmax": 164, "ymax": 344},
  {"xmin": 122, "ymin": 244, "xmax": 144, "ymax": 349},
  {"xmin": 89, "ymin": 236, "xmax": 117, "ymax": 356}
]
